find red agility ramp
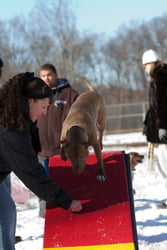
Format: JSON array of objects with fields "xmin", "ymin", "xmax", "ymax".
[{"xmin": 43, "ymin": 151, "xmax": 138, "ymax": 250}]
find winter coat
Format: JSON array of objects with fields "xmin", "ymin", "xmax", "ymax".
[
  {"xmin": 37, "ymin": 79, "xmax": 79, "ymax": 158},
  {"xmin": 143, "ymin": 63, "xmax": 167, "ymax": 143},
  {"xmin": 0, "ymin": 119, "xmax": 72, "ymax": 209}
]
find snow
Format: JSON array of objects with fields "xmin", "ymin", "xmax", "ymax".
[{"xmin": 14, "ymin": 132, "xmax": 167, "ymax": 250}]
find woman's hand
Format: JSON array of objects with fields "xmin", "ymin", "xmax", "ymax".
[
  {"xmin": 69, "ymin": 200, "xmax": 82, "ymax": 212},
  {"xmin": 159, "ymin": 129, "xmax": 167, "ymax": 142}
]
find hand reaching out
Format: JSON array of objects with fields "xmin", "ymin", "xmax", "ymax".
[
  {"xmin": 69, "ymin": 200, "xmax": 82, "ymax": 212},
  {"xmin": 159, "ymin": 129, "xmax": 167, "ymax": 142}
]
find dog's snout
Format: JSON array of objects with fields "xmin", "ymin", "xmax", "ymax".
[{"xmin": 138, "ymin": 155, "xmax": 144, "ymax": 162}]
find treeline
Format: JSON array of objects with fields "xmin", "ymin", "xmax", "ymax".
[{"xmin": 1, "ymin": 0, "xmax": 167, "ymax": 105}]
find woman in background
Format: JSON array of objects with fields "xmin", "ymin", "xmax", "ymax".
[{"xmin": 142, "ymin": 49, "xmax": 167, "ymax": 208}]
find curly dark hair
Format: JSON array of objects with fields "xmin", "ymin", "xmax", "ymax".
[{"xmin": 0, "ymin": 72, "xmax": 52, "ymax": 130}]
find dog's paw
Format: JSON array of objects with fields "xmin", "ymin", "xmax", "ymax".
[{"xmin": 96, "ymin": 175, "xmax": 107, "ymax": 182}]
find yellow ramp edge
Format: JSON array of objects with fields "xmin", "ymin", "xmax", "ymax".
[{"xmin": 43, "ymin": 242, "xmax": 135, "ymax": 250}]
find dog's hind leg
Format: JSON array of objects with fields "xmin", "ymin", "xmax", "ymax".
[{"xmin": 96, "ymin": 105, "xmax": 107, "ymax": 150}]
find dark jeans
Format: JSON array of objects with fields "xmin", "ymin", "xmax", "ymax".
[{"xmin": 0, "ymin": 180, "xmax": 16, "ymax": 250}]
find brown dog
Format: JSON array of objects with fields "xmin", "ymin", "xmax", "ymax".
[
  {"xmin": 128, "ymin": 152, "xmax": 144, "ymax": 194},
  {"xmin": 60, "ymin": 79, "xmax": 107, "ymax": 181},
  {"xmin": 129, "ymin": 152, "xmax": 144, "ymax": 171}
]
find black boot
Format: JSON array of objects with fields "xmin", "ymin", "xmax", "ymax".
[
  {"xmin": 157, "ymin": 202, "xmax": 167, "ymax": 209},
  {"xmin": 15, "ymin": 236, "xmax": 22, "ymax": 244}
]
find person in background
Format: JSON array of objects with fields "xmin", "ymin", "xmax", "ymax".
[
  {"xmin": 37, "ymin": 63, "xmax": 79, "ymax": 217},
  {"xmin": 0, "ymin": 57, "xmax": 3, "ymax": 78},
  {"xmin": 0, "ymin": 58, "xmax": 11, "ymax": 189},
  {"xmin": 142, "ymin": 49, "xmax": 167, "ymax": 208},
  {"xmin": 0, "ymin": 72, "xmax": 82, "ymax": 250}
]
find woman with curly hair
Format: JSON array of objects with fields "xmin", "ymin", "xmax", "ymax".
[
  {"xmin": 142, "ymin": 49, "xmax": 167, "ymax": 208},
  {"xmin": 0, "ymin": 72, "xmax": 82, "ymax": 250}
]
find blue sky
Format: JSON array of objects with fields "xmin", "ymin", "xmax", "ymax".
[{"xmin": 1, "ymin": 0, "xmax": 167, "ymax": 37}]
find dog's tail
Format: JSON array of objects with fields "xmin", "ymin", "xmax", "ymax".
[{"xmin": 82, "ymin": 78, "xmax": 96, "ymax": 92}]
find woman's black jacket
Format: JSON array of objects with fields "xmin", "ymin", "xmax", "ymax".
[
  {"xmin": 144, "ymin": 63, "xmax": 167, "ymax": 143},
  {"xmin": 0, "ymin": 119, "xmax": 72, "ymax": 209}
]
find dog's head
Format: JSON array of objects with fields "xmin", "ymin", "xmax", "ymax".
[
  {"xmin": 60, "ymin": 126, "xmax": 90, "ymax": 174},
  {"xmin": 128, "ymin": 152, "xmax": 144, "ymax": 168}
]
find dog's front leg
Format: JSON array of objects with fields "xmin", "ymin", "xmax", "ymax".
[
  {"xmin": 93, "ymin": 143, "xmax": 106, "ymax": 181},
  {"xmin": 97, "ymin": 130, "xmax": 103, "ymax": 149}
]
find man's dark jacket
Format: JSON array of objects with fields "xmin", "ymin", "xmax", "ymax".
[{"xmin": 37, "ymin": 79, "xmax": 78, "ymax": 157}]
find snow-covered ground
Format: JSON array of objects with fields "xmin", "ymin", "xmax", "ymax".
[{"xmin": 14, "ymin": 132, "xmax": 167, "ymax": 250}]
